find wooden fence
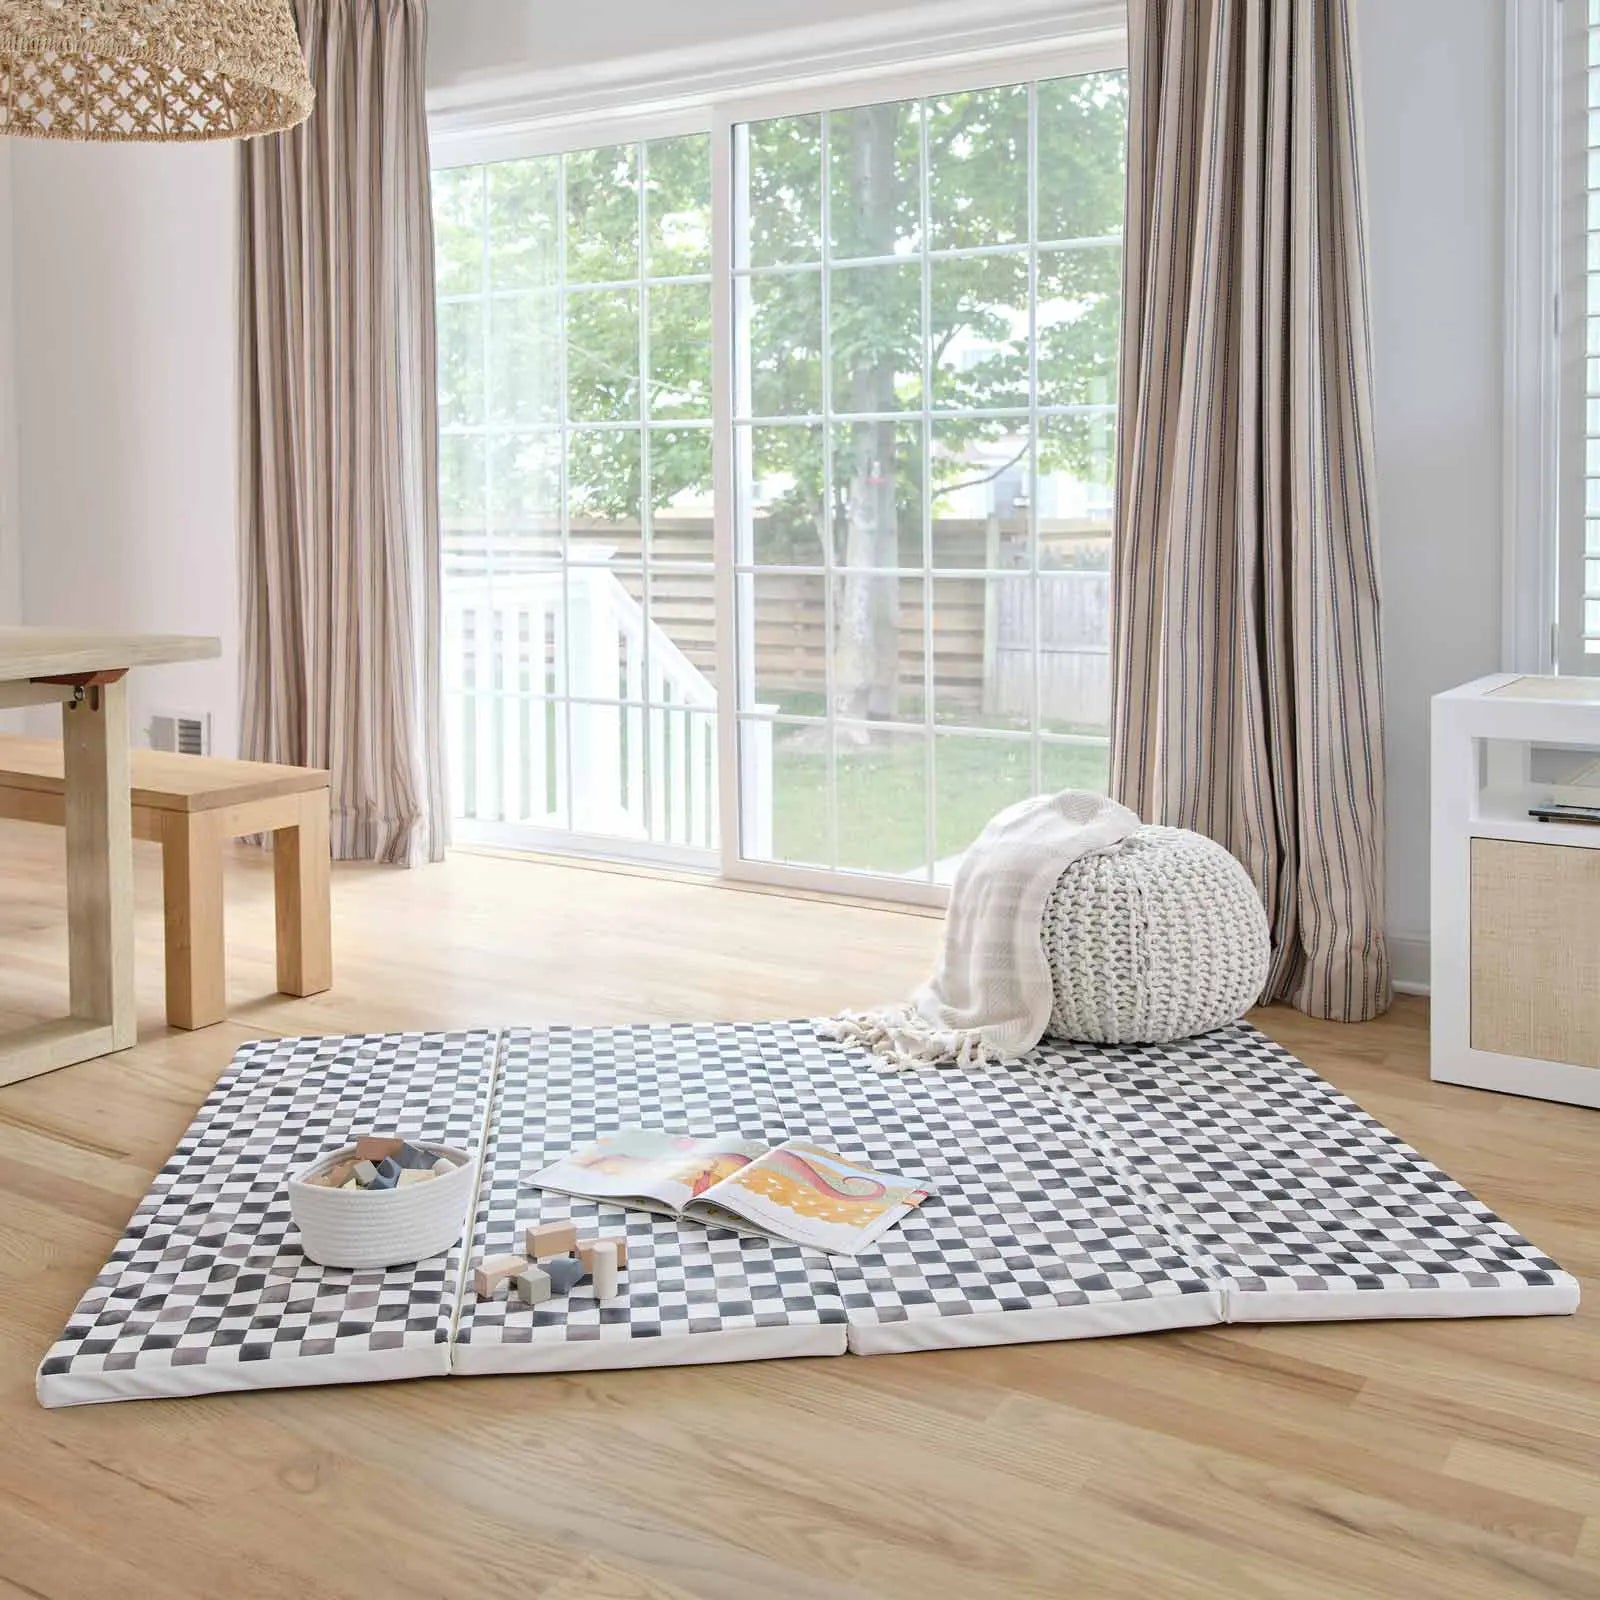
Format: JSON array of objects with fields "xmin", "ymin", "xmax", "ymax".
[{"xmin": 443, "ymin": 516, "xmax": 1111, "ymax": 730}]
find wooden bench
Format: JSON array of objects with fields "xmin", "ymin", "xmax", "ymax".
[{"xmin": 0, "ymin": 737, "xmax": 332, "ymax": 1030}]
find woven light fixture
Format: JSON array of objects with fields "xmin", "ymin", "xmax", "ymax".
[{"xmin": 0, "ymin": 0, "xmax": 312, "ymax": 141}]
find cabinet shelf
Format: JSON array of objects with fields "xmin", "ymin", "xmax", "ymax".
[{"xmin": 1470, "ymin": 787, "xmax": 1600, "ymax": 848}]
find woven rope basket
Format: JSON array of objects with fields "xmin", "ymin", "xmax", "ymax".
[
  {"xmin": 1043, "ymin": 825, "xmax": 1269, "ymax": 1045},
  {"xmin": 288, "ymin": 1142, "xmax": 477, "ymax": 1270}
]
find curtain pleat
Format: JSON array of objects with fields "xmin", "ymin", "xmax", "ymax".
[
  {"xmin": 238, "ymin": 0, "xmax": 445, "ymax": 865},
  {"xmin": 1113, "ymin": 0, "xmax": 1389, "ymax": 1020}
]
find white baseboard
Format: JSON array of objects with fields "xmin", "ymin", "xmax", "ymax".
[{"xmin": 1389, "ymin": 931, "xmax": 1430, "ymax": 997}]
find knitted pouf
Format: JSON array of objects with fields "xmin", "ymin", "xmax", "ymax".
[{"xmin": 1043, "ymin": 825, "xmax": 1270, "ymax": 1045}]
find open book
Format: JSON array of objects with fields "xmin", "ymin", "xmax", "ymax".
[{"xmin": 526, "ymin": 1129, "xmax": 930, "ymax": 1256}]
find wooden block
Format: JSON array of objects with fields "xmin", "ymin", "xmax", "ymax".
[
  {"xmin": 338, "ymin": 1177, "xmax": 358, "ymax": 1190},
  {"xmin": 319, "ymin": 1159, "xmax": 356, "ymax": 1188},
  {"xmin": 351, "ymin": 1160, "xmax": 379, "ymax": 1186},
  {"xmin": 376, "ymin": 1156, "xmax": 403, "ymax": 1183},
  {"xmin": 577, "ymin": 1235, "xmax": 629, "ymax": 1271},
  {"xmin": 546, "ymin": 1256, "xmax": 585, "ymax": 1294},
  {"xmin": 526, "ymin": 1220, "xmax": 579, "ymax": 1260},
  {"xmin": 396, "ymin": 1169, "xmax": 434, "ymax": 1187},
  {"xmin": 394, "ymin": 1142, "xmax": 437, "ymax": 1171},
  {"xmin": 589, "ymin": 1240, "xmax": 620, "ymax": 1299},
  {"xmin": 353, "ymin": 1136, "xmax": 404, "ymax": 1161},
  {"xmin": 513, "ymin": 1266, "xmax": 552, "ymax": 1306},
  {"xmin": 366, "ymin": 1164, "xmax": 398, "ymax": 1191},
  {"xmin": 431, "ymin": 1157, "xmax": 455, "ymax": 1176},
  {"xmin": 474, "ymin": 1255, "xmax": 527, "ymax": 1298}
]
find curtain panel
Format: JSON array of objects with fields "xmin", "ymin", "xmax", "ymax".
[
  {"xmin": 238, "ymin": 0, "xmax": 445, "ymax": 865},
  {"xmin": 1112, "ymin": 0, "xmax": 1389, "ymax": 1020}
]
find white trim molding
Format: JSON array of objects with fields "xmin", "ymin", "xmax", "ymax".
[
  {"xmin": 428, "ymin": 0, "xmax": 1124, "ymax": 154},
  {"xmin": 1387, "ymin": 932, "xmax": 1430, "ymax": 998},
  {"xmin": 1502, "ymin": 0, "xmax": 1561, "ymax": 677}
]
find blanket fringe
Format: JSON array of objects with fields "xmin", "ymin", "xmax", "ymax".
[{"xmin": 818, "ymin": 1008, "xmax": 1004, "ymax": 1071}]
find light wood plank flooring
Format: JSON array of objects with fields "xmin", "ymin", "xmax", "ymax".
[{"xmin": 0, "ymin": 820, "xmax": 1595, "ymax": 1600}]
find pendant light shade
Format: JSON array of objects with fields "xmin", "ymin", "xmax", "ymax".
[{"xmin": 0, "ymin": 0, "xmax": 312, "ymax": 142}]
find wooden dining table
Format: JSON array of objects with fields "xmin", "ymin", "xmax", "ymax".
[{"xmin": 0, "ymin": 627, "xmax": 220, "ymax": 1086}]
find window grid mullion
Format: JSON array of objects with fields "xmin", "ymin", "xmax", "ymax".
[
  {"xmin": 442, "ymin": 418, "xmax": 717, "ymax": 437},
  {"xmin": 556, "ymin": 152, "xmax": 576, "ymax": 830},
  {"xmin": 473, "ymin": 166, "xmax": 492, "ymax": 824},
  {"xmin": 638, "ymin": 139, "xmax": 655, "ymax": 837},
  {"xmin": 730, "ymin": 707, "xmax": 1109, "ymax": 743},
  {"xmin": 724, "ymin": 232, "xmax": 1119, "ymax": 277},
  {"xmin": 1027, "ymin": 78, "xmax": 1043, "ymax": 800},
  {"xmin": 441, "ymin": 269, "xmax": 711, "ymax": 303},
  {"xmin": 730, "ymin": 402, "xmax": 1116, "ymax": 427},
  {"xmin": 920, "ymin": 96, "xmax": 937, "ymax": 883},
  {"xmin": 819, "ymin": 112, "xmax": 839, "ymax": 872}
]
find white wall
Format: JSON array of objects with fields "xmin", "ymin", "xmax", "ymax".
[
  {"xmin": 9, "ymin": 140, "xmax": 238, "ymax": 753},
  {"xmin": 1358, "ymin": 0, "xmax": 1506, "ymax": 986},
  {"xmin": 0, "ymin": 1, "xmax": 1509, "ymax": 984},
  {"xmin": 427, "ymin": 0, "xmax": 938, "ymax": 90}
]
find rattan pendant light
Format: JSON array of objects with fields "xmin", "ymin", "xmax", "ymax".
[{"xmin": 0, "ymin": 0, "xmax": 312, "ymax": 141}]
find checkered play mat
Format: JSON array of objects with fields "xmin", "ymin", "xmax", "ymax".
[{"xmin": 37, "ymin": 1021, "xmax": 1579, "ymax": 1406}]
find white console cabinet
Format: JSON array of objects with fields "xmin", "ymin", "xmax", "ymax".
[{"xmin": 1431, "ymin": 674, "xmax": 1600, "ymax": 1108}]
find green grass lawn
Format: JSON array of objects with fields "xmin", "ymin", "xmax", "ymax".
[{"xmin": 769, "ymin": 728, "xmax": 1109, "ymax": 875}]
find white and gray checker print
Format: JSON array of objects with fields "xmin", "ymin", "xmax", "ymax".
[
  {"xmin": 37, "ymin": 1019, "xmax": 1577, "ymax": 1406},
  {"xmin": 1022, "ymin": 1026, "xmax": 1580, "ymax": 1321},
  {"xmin": 452, "ymin": 1024, "xmax": 849, "ymax": 1373},
  {"xmin": 764, "ymin": 1025, "xmax": 1223, "ymax": 1352},
  {"xmin": 36, "ymin": 1031, "xmax": 497, "ymax": 1407}
]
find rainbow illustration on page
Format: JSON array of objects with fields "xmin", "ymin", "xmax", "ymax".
[{"xmin": 527, "ymin": 1129, "xmax": 930, "ymax": 1255}]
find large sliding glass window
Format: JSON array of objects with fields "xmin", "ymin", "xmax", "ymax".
[
  {"xmin": 732, "ymin": 71, "xmax": 1126, "ymax": 882},
  {"xmin": 434, "ymin": 135, "xmax": 720, "ymax": 856},
  {"xmin": 431, "ymin": 60, "xmax": 1127, "ymax": 887}
]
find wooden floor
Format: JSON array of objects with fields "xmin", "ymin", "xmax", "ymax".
[{"xmin": 0, "ymin": 821, "xmax": 1595, "ymax": 1600}]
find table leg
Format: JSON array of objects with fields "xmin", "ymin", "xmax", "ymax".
[{"xmin": 62, "ymin": 678, "xmax": 136, "ymax": 1050}]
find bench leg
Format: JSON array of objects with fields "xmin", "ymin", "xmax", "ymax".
[
  {"xmin": 162, "ymin": 811, "xmax": 227, "ymax": 1030},
  {"xmin": 273, "ymin": 789, "xmax": 332, "ymax": 999}
]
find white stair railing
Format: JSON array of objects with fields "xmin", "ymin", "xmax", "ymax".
[{"xmin": 444, "ymin": 557, "xmax": 748, "ymax": 855}]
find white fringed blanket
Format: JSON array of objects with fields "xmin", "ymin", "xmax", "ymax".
[{"xmin": 821, "ymin": 790, "xmax": 1142, "ymax": 1069}]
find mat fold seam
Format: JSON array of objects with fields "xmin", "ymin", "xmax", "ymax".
[{"xmin": 443, "ymin": 1027, "xmax": 508, "ymax": 1367}]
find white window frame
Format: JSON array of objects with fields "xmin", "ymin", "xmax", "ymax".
[
  {"xmin": 1504, "ymin": 0, "xmax": 1561, "ymax": 675},
  {"xmin": 428, "ymin": 19, "xmax": 1127, "ymax": 902},
  {"xmin": 434, "ymin": 119, "xmax": 723, "ymax": 874},
  {"xmin": 1505, "ymin": 0, "xmax": 1597, "ymax": 678}
]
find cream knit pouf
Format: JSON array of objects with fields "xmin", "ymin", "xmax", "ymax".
[{"xmin": 1043, "ymin": 825, "xmax": 1270, "ymax": 1045}]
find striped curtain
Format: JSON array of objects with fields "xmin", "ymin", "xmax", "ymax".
[
  {"xmin": 238, "ymin": 0, "xmax": 445, "ymax": 865},
  {"xmin": 1112, "ymin": 0, "xmax": 1389, "ymax": 1020}
]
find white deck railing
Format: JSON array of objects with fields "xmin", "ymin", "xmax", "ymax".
[{"xmin": 444, "ymin": 561, "xmax": 769, "ymax": 856}]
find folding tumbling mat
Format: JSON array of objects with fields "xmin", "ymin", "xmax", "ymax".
[
  {"xmin": 36, "ymin": 1032, "xmax": 499, "ymax": 1407},
  {"xmin": 37, "ymin": 1021, "xmax": 1579, "ymax": 1406}
]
